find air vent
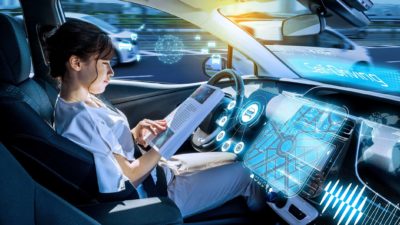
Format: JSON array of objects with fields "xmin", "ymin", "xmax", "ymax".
[{"xmin": 338, "ymin": 119, "xmax": 355, "ymax": 140}]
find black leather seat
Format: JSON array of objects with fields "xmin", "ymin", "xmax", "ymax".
[
  {"xmin": 0, "ymin": 142, "xmax": 183, "ymax": 225},
  {"xmin": 0, "ymin": 13, "xmax": 139, "ymax": 204},
  {"xmin": 0, "ymin": 142, "xmax": 101, "ymax": 225}
]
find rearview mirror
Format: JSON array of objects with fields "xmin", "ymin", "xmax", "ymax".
[
  {"xmin": 282, "ymin": 14, "xmax": 325, "ymax": 37},
  {"xmin": 202, "ymin": 54, "xmax": 227, "ymax": 77}
]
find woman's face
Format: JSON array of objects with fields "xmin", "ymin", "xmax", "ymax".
[{"xmin": 83, "ymin": 55, "xmax": 114, "ymax": 94}]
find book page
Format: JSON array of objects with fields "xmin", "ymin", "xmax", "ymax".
[{"xmin": 144, "ymin": 84, "xmax": 224, "ymax": 159}]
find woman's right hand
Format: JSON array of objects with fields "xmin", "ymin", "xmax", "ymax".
[{"xmin": 131, "ymin": 119, "xmax": 167, "ymax": 147}]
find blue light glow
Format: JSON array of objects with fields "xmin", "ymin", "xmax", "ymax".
[
  {"xmin": 130, "ymin": 33, "xmax": 138, "ymax": 41},
  {"xmin": 320, "ymin": 180, "xmax": 368, "ymax": 225},
  {"xmin": 239, "ymin": 102, "xmax": 262, "ymax": 125},
  {"xmin": 218, "ymin": 116, "xmax": 228, "ymax": 127},
  {"xmin": 234, "ymin": 142, "xmax": 245, "ymax": 154},
  {"xmin": 154, "ymin": 35, "xmax": 184, "ymax": 64},
  {"xmin": 221, "ymin": 140, "xmax": 232, "ymax": 152},
  {"xmin": 287, "ymin": 58, "xmax": 400, "ymax": 94},
  {"xmin": 227, "ymin": 101, "xmax": 236, "ymax": 110},
  {"xmin": 118, "ymin": 42, "xmax": 133, "ymax": 51},
  {"xmin": 216, "ymin": 130, "xmax": 226, "ymax": 142},
  {"xmin": 243, "ymin": 98, "xmax": 348, "ymax": 197}
]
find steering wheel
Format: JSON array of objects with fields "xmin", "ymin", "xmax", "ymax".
[{"xmin": 191, "ymin": 69, "xmax": 245, "ymax": 152}]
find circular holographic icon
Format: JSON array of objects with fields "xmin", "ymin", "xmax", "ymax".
[
  {"xmin": 227, "ymin": 101, "xmax": 236, "ymax": 110},
  {"xmin": 216, "ymin": 131, "xmax": 225, "ymax": 142},
  {"xmin": 154, "ymin": 35, "xmax": 184, "ymax": 64},
  {"xmin": 240, "ymin": 103, "xmax": 260, "ymax": 124},
  {"xmin": 218, "ymin": 116, "xmax": 228, "ymax": 127},
  {"xmin": 234, "ymin": 142, "xmax": 245, "ymax": 154},
  {"xmin": 221, "ymin": 140, "xmax": 231, "ymax": 152}
]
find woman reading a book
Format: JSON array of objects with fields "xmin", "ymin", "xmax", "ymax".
[{"xmin": 46, "ymin": 20, "xmax": 265, "ymax": 217}]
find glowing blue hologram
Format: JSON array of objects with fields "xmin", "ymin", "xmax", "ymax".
[
  {"xmin": 227, "ymin": 100, "xmax": 236, "ymax": 110},
  {"xmin": 286, "ymin": 57, "xmax": 400, "ymax": 94},
  {"xmin": 234, "ymin": 142, "xmax": 245, "ymax": 154},
  {"xmin": 118, "ymin": 42, "xmax": 133, "ymax": 51},
  {"xmin": 239, "ymin": 102, "xmax": 261, "ymax": 125},
  {"xmin": 218, "ymin": 116, "xmax": 228, "ymax": 127},
  {"xmin": 130, "ymin": 33, "xmax": 138, "ymax": 41},
  {"xmin": 320, "ymin": 180, "xmax": 368, "ymax": 225},
  {"xmin": 221, "ymin": 140, "xmax": 232, "ymax": 152},
  {"xmin": 154, "ymin": 35, "xmax": 184, "ymax": 64},
  {"xmin": 136, "ymin": 54, "xmax": 141, "ymax": 62},
  {"xmin": 216, "ymin": 130, "xmax": 225, "ymax": 142},
  {"xmin": 243, "ymin": 96, "xmax": 349, "ymax": 197}
]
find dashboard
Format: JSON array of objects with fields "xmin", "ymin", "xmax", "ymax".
[{"xmin": 213, "ymin": 80, "xmax": 400, "ymax": 225}]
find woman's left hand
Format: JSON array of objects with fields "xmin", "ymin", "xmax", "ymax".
[{"xmin": 131, "ymin": 119, "xmax": 167, "ymax": 147}]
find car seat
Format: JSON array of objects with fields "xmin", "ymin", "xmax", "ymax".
[
  {"xmin": 0, "ymin": 12, "xmax": 142, "ymax": 204},
  {"xmin": 0, "ymin": 142, "xmax": 183, "ymax": 225}
]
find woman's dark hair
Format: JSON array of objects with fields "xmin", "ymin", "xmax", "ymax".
[{"xmin": 45, "ymin": 19, "xmax": 114, "ymax": 79}]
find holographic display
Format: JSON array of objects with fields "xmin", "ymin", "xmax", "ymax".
[
  {"xmin": 285, "ymin": 57, "xmax": 400, "ymax": 94},
  {"xmin": 154, "ymin": 35, "xmax": 184, "ymax": 64},
  {"xmin": 320, "ymin": 180, "xmax": 368, "ymax": 225},
  {"xmin": 244, "ymin": 95, "xmax": 349, "ymax": 197}
]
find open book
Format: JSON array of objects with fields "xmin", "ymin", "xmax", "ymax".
[{"xmin": 144, "ymin": 84, "xmax": 224, "ymax": 159}]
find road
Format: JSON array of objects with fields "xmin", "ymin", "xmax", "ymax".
[{"xmin": 113, "ymin": 32, "xmax": 400, "ymax": 84}]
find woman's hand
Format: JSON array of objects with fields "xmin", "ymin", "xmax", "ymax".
[{"xmin": 131, "ymin": 119, "xmax": 167, "ymax": 147}]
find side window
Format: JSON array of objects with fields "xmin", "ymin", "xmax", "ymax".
[
  {"xmin": 0, "ymin": 0, "xmax": 22, "ymax": 16},
  {"xmin": 60, "ymin": 0, "xmax": 228, "ymax": 84},
  {"xmin": 318, "ymin": 31, "xmax": 346, "ymax": 49}
]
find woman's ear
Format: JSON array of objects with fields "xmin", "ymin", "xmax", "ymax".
[{"xmin": 68, "ymin": 55, "xmax": 82, "ymax": 72}]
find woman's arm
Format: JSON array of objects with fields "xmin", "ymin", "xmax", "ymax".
[
  {"xmin": 115, "ymin": 118, "xmax": 167, "ymax": 187},
  {"xmin": 114, "ymin": 149, "xmax": 161, "ymax": 187}
]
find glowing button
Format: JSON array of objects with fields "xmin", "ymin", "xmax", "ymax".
[
  {"xmin": 218, "ymin": 116, "xmax": 228, "ymax": 126},
  {"xmin": 216, "ymin": 131, "xmax": 225, "ymax": 142},
  {"xmin": 234, "ymin": 142, "xmax": 245, "ymax": 154},
  {"xmin": 221, "ymin": 140, "xmax": 231, "ymax": 152},
  {"xmin": 227, "ymin": 101, "xmax": 236, "ymax": 110},
  {"xmin": 241, "ymin": 103, "xmax": 259, "ymax": 123}
]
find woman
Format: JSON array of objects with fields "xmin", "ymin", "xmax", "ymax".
[{"xmin": 46, "ymin": 20, "xmax": 265, "ymax": 217}]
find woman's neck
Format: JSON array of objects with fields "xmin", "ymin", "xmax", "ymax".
[{"xmin": 60, "ymin": 80, "xmax": 89, "ymax": 103}]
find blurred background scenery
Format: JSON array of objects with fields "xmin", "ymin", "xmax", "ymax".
[{"xmin": 1, "ymin": 0, "xmax": 399, "ymax": 84}]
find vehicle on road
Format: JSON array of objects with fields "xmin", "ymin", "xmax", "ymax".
[{"xmin": 66, "ymin": 12, "xmax": 140, "ymax": 66}]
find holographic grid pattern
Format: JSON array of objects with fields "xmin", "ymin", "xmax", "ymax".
[
  {"xmin": 244, "ymin": 100, "xmax": 348, "ymax": 197},
  {"xmin": 154, "ymin": 35, "xmax": 184, "ymax": 64}
]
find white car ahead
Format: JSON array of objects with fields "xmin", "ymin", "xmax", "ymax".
[{"xmin": 65, "ymin": 12, "xmax": 140, "ymax": 66}]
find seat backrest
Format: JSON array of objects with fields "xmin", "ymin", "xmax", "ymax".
[
  {"xmin": 0, "ymin": 142, "xmax": 100, "ymax": 225},
  {"xmin": 0, "ymin": 13, "xmax": 138, "ymax": 204}
]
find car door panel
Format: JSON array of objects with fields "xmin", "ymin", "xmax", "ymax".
[{"xmin": 104, "ymin": 81, "xmax": 199, "ymax": 127}]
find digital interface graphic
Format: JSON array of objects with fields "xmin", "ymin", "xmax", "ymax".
[
  {"xmin": 244, "ymin": 98, "xmax": 349, "ymax": 197},
  {"xmin": 154, "ymin": 35, "xmax": 184, "ymax": 64}
]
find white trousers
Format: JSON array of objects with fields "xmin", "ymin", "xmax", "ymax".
[{"xmin": 167, "ymin": 162, "xmax": 266, "ymax": 218}]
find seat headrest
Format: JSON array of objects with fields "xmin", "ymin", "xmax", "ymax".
[{"xmin": 0, "ymin": 13, "xmax": 31, "ymax": 85}]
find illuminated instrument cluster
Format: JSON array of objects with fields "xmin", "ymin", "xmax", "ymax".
[{"xmin": 215, "ymin": 89, "xmax": 355, "ymax": 199}]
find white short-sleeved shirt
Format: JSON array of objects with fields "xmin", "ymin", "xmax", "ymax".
[{"xmin": 54, "ymin": 95, "xmax": 143, "ymax": 193}]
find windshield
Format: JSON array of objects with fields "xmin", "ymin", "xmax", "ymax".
[
  {"xmin": 82, "ymin": 15, "xmax": 120, "ymax": 33},
  {"xmin": 220, "ymin": 0, "xmax": 400, "ymax": 96}
]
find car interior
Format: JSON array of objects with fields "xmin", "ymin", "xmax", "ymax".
[
  {"xmin": 1, "ymin": 0, "xmax": 400, "ymax": 224},
  {"xmin": 0, "ymin": 2, "xmax": 276, "ymax": 224}
]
